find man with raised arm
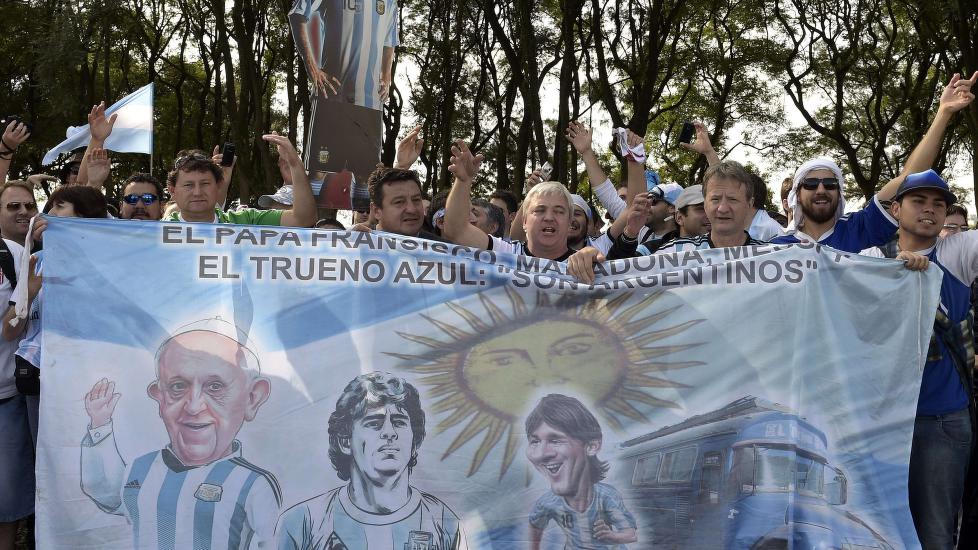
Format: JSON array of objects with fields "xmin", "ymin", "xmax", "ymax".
[
  {"xmin": 771, "ymin": 73, "xmax": 977, "ymax": 252},
  {"xmin": 443, "ymin": 140, "xmax": 574, "ymax": 261},
  {"xmin": 165, "ymin": 134, "xmax": 316, "ymax": 227}
]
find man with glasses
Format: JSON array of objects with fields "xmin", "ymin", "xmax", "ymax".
[
  {"xmin": 941, "ymin": 204, "xmax": 968, "ymax": 238},
  {"xmin": 772, "ymin": 73, "xmax": 976, "ymax": 253},
  {"xmin": 119, "ymin": 173, "xmax": 163, "ymax": 221},
  {"xmin": 165, "ymin": 135, "xmax": 317, "ymax": 227},
  {"xmin": 0, "ymin": 181, "xmax": 37, "ymax": 247},
  {"xmin": 0, "ymin": 181, "xmax": 32, "ymax": 550}
]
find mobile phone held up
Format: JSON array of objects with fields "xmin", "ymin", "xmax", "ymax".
[
  {"xmin": 539, "ymin": 161, "xmax": 553, "ymax": 182},
  {"xmin": 221, "ymin": 142, "xmax": 236, "ymax": 167},
  {"xmin": 678, "ymin": 122, "xmax": 695, "ymax": 144}
]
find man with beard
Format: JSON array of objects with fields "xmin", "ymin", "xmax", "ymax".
[
  {"xmin": 861, "ymin": 171, "xmax": 974, "ymax": 549},
  {"xmin": 118, "ymin": 174, "xmax": 163, "ymax": 221},
  {"xmin": 771, "ymin": 72, "xmax": 976, "ymax": 253}
]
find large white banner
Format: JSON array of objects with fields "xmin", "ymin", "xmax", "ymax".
[{"xmin": 37, "ymin": 218, "xmax": 940, "ymax": 549}]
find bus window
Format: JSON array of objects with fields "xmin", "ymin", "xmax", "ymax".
[
  {"xmin": 659, "ymin": 446, "xmax": 697, "ymax": 482},
  {"xmin": 700, "ymin": 451, "xmax": 722, "ymax": 503},
  {"xmin": 825, "ymin": 468, "xmax": 847, "ymax": 505},
  {"xmin": 632, "ymin": 453, "xmax": 662, "ymax": 485},
  {"xmin": 728, "ymin": 446, "xmax": 755, "ymax": 494},
  {"xmin": 754, "ymin": 446, "xmax": 829, "ymax": 499}
]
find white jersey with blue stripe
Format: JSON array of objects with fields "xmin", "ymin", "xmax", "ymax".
[
  {"xmin": 771, "ymin": 195, "xmax": 897, "ymax": 252},
  {"xmin": 290, "ymin": 0, "xmax": 399, "ymax": 110},
  {"xmin": 528, "ymin": 482, "xmax": 637, "ymax": 550},
  {"xmin": 81, "ymin": 427, "xmax": 281, "ymax": 550},
  {"xmin": 276, "ymin": 485, "xmax": 466, "ymax": 550}
]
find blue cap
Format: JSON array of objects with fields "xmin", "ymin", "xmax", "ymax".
[{"xmin": 894, "ymin": 170, "xmax": 956, "ymax": 205}]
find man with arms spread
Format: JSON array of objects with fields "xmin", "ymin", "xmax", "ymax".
[
  {"xmin": 166, "ymin": 134, "xmax": 316, "ymax": 227},
  {"xmin": 80, "ymin": 319, "xmax": 280, "ymax": 549},
  {"xmin": 526, "ymin": 394, "xmax": 637, "ymax": 549},
  {"xmin": 772, "ymin": 73, "xmax": 976, "ymax": 252},
  {"xmin": 276, "ymin": 372, "xmax": 465, "ymax": 550}
]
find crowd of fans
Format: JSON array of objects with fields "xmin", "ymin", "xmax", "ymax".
[{"xmin": 0, "ymin": 72, "xmax": 977, "ymax": 549}]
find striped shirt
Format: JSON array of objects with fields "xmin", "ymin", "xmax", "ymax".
[
  {"xmin": 528, "ymin": 482, "xmax": 637, "ymax": 550},
  {"xmin": 276, "ymin": 485, "xmax": 466, "ymax": 550},
  {"xmin": 655, "ymin": 231, "xmax": 767, "ymax": 254},
  {"xmin": 81, "ymin": 428, "xmax": 281, "ymax": 550},
  {"xmin": 289, "ymin": 0, "xmax": 400, "ymax": 110}
]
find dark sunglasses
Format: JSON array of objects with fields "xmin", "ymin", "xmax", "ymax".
[
  {"xmin": 800, "ymin": 177, "xmax": 840, "ymax": 191},
  {"xmin": 4, "ymin": 201, "xmax": 37, "ymax": 212},
  {"xmin": 123, "ymin": 193, "xmax": 159, "ymax": 205}
]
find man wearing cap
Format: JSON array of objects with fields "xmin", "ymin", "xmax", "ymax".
[
  {"xmin": 861, "ymin": 170, "xmax": 975, "ymax": 549},
  {"xmin": 673, "ymin": 184, "xmax": 710, "ymax": 238},
  {"xmin": 80, "ymin": 319, "xmax": 280, "ymax": 549},
  {"xmin": 771, "ymin": 73, "xmax": 976, "ymax": 253}
]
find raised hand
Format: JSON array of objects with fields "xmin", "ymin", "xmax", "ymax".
[
  {"xmin": 1, "ymin": 119, "xmax": 31, "ymax": 152},
  {"xmin": 625, "ymin": 193, "xmax": 651, "ymax": 238},
  {"xmin": 525, "ymin": 168, "xmax": 544, "ymax": 191},
  {"xmin": 85, "ymin": 378, "xmax": 121, "ymax": 429},
  {"xmin": 448, "ymin": 139, "xmax": 483, "ymax": 184},
  {"xmin": 262, "ymin": 133, "xmax": 301, "ymax": 167},
  {"xmin": 211, "ymin": 144, "xmax": 235, "ymax": 184},
  {"xmin": 395, "ymin": 125, "xmax": 424, "ymax": 169},
  {"xmin": 88, "ymin": 102, "xmax": 118, "ymax": 142},
  {"xmin": 86, "ymin": 148, "xmax": 111, "ymax": 187},
  {"xmin": 680, "ymin": 121, "xmax": 714, "ymax": 154},
  {"xmin": 625, "ymin": 129, "xmax": 644, "ymax": 149},
  {"xmin": 565, "ymin": 121, "xmax": 594, "ymax": 154},
  {"xmin": 939, "ymin": 72, "xmax": 978, "ymax": 114}
]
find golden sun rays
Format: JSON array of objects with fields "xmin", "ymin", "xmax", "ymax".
[{"xmin": 385, "ymin": 287, "xmax": 704, "ymax": 478}]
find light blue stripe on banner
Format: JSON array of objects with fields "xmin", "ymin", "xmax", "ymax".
[
  {"xmin": 192, "ymin": 461, "xmax": 237, "ymax": 550},
  {"xmin": 156, "ymin": 466, "xmax": 189, "ymax": 550},
  {"xmin": 125, "ymin": 453, "xmax": 158, "ymax": 547},
  {"xmin": 227, "ymin": 471, "xmax": 260, "ymax": 550}
]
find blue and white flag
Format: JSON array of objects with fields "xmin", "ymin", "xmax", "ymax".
[
  {"xmin": 37, "ymin": 218, "xmax": 941, "ymax": 549},
  {"xmin": 41, "ymin": 83, "xmax": 154, "ymax": 165}
]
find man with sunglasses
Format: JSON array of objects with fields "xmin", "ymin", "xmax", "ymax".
[
  {"xmin": 0, "ymin": 181, "xmax": 32, "ymax": 550},
  {"xmin": 119, "ymin": 173, "xmax": 163, "ymax": 221},
  {"xmin": 772, "ymin": 72, "xmax": 977, "ymax": 253}
]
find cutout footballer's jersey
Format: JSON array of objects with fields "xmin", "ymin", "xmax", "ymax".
[{"xmin": 276, "ymin": 485, "xmax": 466, "ymax": 550}]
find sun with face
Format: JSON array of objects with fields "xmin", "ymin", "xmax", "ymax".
[{"xmin": 386, "ymin": 287, "xmax": 704, "ymax": 477}]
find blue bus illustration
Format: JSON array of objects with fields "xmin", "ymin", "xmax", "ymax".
[{"xmin": 614, "ymin": 396, "xmax": 894, "ymax": 549}]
